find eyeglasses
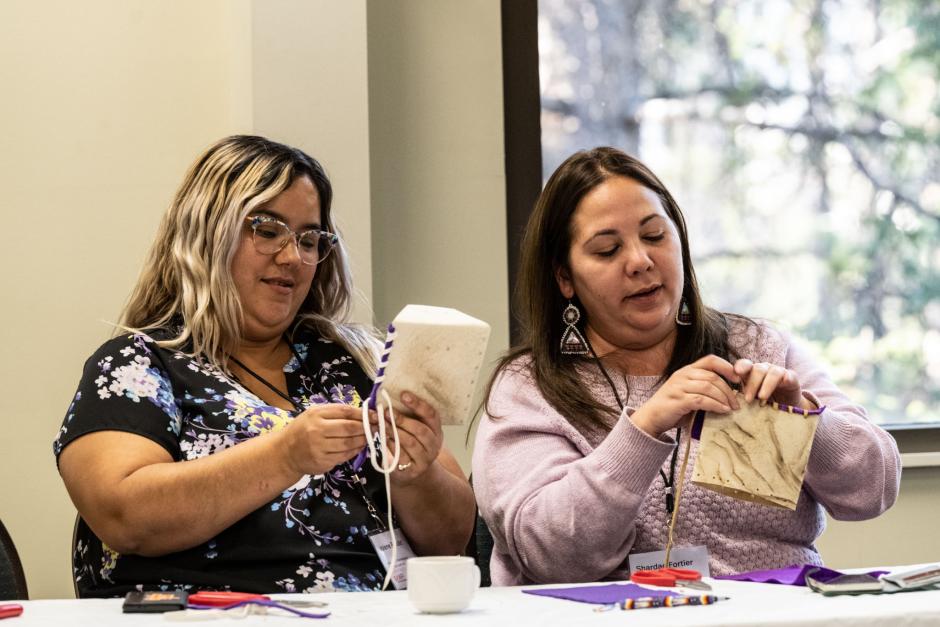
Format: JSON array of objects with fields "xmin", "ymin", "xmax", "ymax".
[{"xmin": 244, "ymin": 215, "xmax": 338, "ymax": 265}]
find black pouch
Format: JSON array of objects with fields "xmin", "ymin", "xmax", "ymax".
[
  {"xmin": 122, "ymin": 590, "xmax": 189, "ymax": 613},
  {"xmin": 805, "ymin": 571, "xmax": 884, "ymax": 596}
]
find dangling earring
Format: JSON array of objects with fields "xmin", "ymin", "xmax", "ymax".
[
  {"xmin": 560, "ymin": 301, "xmax": 589, "ymax": 355},
  {"xmin": 676, "ymin": 299, "xmax": 692, "ymax": 326}
]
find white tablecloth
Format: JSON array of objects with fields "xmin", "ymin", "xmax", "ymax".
[{"xmin": 10, "ymin": 575, "xmax": 940, "ymax": 626}]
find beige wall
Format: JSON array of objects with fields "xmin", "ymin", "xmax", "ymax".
[
  {"xmin": 0, "ymin": 0, "xmax": 253, "ymax": 600},
  {"xmin": 366, "ymin": 0, "xmax": 509, "ymax": 470},
  {"xmin": 1, "ymin": 0, "xmax": 934, "ymax": 602},
  {"xmin": 0, "ymin": 0, "xmax": 376, "ymax": 599},
  {"xmin": 819, "ymin": 467, "xmax": 940, "ymax": 569},
  {"xmin": 818, "ymin": 430, "xmax": 940, "ymax": 568},
  {"xmin": 252, "ymin": 0, "xmax": 374, "ymax": 321}
]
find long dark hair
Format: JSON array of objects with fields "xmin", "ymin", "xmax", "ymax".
[{"xmin": 486, "ymin": 147, "xmax": 747, "ymax": 433}]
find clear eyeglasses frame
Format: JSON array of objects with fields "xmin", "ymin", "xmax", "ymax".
[{"xmin": 244, "ymin": 215, "xmax": 339, "ymax": 265}]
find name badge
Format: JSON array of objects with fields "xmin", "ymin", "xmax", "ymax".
[
  {"xmin": 368, "ymin": 527, "xmax": 416, "ymax": 589},
  {"xmin": 628, "ymin": 545, "xmax": 711, "ymax": 577}
]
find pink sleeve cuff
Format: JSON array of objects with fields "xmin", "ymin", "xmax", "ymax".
[{"xmin": 591, "ymin": 406, "xmax": 675, "ymax": 493}]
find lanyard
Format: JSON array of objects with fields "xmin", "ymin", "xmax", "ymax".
[
  {"xmin": 228, "ymin": 338, "xmax": 386, "ymax": 527},
  {"xmin": 229, "ymin": 355, "xmax": 299, "ymax": 411},
  {"xmin": 350, "ymin": 471, "xmax": 388, "ymax": 531},
  {"xmin": 587, "ymin": 343, "xmax": 681, "ymax": 515}
]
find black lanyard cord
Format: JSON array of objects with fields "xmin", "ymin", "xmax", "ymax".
[
  {"xmin": 228, "ymin": 334, "xmax": 321, "ymax": 412},
  {"xmin": 229, "ymin": 356, "xmax": 298, "ymax": 411},
  {"xmin": 585, "ymin": 340, "xmax": 681, "ymax": 514}
]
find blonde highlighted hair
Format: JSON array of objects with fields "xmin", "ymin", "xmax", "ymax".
[{"xmin": 120, "ymin": 135, "xmax": 379, "ymax": 375}]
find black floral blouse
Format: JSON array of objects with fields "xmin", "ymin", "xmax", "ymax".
[{"xmin": 53, "ymin": 325, "xmax": 390, "ymax": 597}]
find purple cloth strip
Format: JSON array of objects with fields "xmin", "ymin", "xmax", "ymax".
[
  {"xmin": 715, "ymin": 564, "xmax": 888, "ymax": 586},
  {"xmin": 775, "ymin": 401, "xmax": 826, "ymax": 415},
  {"xmin": 366, "ymin": 322, "xmax": 396, "ymax": 410},
  {"xmin": 523, "ymin": 583, "xmax": 670, "ymax": 604},
  {"xmin": 189, "ymin": 599, "xmax": 330, "ymax": 619},
  {"xmin": 691, "ymin": 410, "xmax": 705, "ymax": 440},
  {"xmin": 350, "ymin": 448, "xmax": 368, "ymax": 471}
]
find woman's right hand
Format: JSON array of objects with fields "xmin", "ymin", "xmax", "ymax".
[
  {"xmin": 279, "ymin": 403, "xmax": 371, "ymax": 476},
  {"xmin": 630, "ymin": 355, "xmax": 741, "ymax": 438}
]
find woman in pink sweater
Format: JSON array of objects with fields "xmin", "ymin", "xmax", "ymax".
[{"xmin": 472, "ymin": 147, "xmax": 900, "ymax": 586}]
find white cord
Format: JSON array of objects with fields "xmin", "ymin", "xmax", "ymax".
[{"xmin": 361, "ymin": 388, "xmax": 401, "ymax": 590}]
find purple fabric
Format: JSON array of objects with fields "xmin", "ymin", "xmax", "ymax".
[
  {"xmin": 691, "ymin": 410, "xmax": 705, "ymax": 440},
  {"xmin": 365, "ymin": 323, "xmax": 396, "ymax": 410},
  {"xmin": 189, "ymin": 599, "xmax": 330, "ymax": 619},
  {"xmin": 523, "ymin": 583, "xmax": 670, "ymax": 604},
  {"xmin": 350, "ymin": 448, "xmax": 368, "ymax": 471},
  {"xmin": 716, "ymin": 564, "xmax": 888, "ymax": 586}
]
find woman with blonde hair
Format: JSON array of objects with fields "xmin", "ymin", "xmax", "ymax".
[{"xmin": 55, "ymin": 135, "xmax": 474, "ymax": 597}]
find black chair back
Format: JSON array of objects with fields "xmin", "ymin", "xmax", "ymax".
[
  {"xmin": 474, "ymin": 514, "xmax": 494, "ymax": 588},
  {"xmin": 71, "ymin": 514, "xmax": 82, "ymax": 598},
  {"xmin": 0, "ymin": 519, "xmax": 28, "ymax": 600},
  {"xmin": 465, "ymin": 474, "xmax": 494, "ymax": 587}
]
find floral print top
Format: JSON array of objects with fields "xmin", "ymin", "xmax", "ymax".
[{"xmin": 53, "ymin": 325, "xmax": 390, "ymax": 598}]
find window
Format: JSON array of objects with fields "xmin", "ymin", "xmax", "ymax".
[{"xmin": 537, "ymin": 0, "xmax": 940, "ymax": 427}]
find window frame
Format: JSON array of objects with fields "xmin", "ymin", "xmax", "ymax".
[{"xmin": 498, "ymin": 0, "xmax": 940, "ymax": 450}]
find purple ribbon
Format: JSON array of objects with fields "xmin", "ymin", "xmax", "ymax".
[
  {"xmin": 189, "ymin": 599, "xmax": 329, "ymax": 619},
  {"xmin": 691, "ymin": 409, "xmax": 706, "ymax": 440}
]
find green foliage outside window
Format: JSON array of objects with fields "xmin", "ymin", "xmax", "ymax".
[{"xmin": 540, "ymin": 0, "xmax": 939, "ymax": 425}]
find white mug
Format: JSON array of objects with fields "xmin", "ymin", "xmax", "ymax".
[{"xmin": 407, "ymin": 556, "xmax": 481, "ymax": 614}]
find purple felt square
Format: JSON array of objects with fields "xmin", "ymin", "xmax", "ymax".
[{"xmin": 523, "ymin": 583, "xmax": 670, "ymax": 604}]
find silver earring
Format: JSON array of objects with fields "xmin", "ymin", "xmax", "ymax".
[
  {"xmin": 560, "ymin": 302, "xmax": 589, "ymax": 355},
  {"xmin": 676, "ymin": 299, "xmax": 692, "ymax": 326}
]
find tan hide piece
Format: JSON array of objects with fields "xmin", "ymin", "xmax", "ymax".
[{"xmin": 691, "ymin": 395, "xmax": 822, "ymax": 510}]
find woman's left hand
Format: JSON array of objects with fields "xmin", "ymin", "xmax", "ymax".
[
  {"xmin": 733, "ymin": 359, "xmax": 813, "ymax": 409},
  {"xmin": 385, "ymin": 391, "xmax": 444, "ymax": 485}
]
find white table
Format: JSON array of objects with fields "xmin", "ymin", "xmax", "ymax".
[{"xmin": 10, "ymin": 575, "xmax": 940, "ymax": 626}]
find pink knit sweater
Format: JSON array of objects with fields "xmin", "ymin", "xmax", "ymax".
[{"xmin": 472, "ymin": 321, "xmax": 901, "ymax": 586}]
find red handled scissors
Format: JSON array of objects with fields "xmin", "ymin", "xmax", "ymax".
[
  {"xmin": 0, "ymin": 604, "xmax": 23, "ymax": 620},
  {"xmin": 631, "ymin": 567, "xmax": 712, "ymax": 591},
  {"xmin": 188, "ymin": 591, "xmax": 326, "ymax": 609},
  {"xmin": 189, "ymin": 592, "xmax": 269, "ymax": 607}
]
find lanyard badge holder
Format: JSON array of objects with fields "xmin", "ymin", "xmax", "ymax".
[{"xmin": 360, "ymin": 322, "xmax": 414, "ymax": 590}]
